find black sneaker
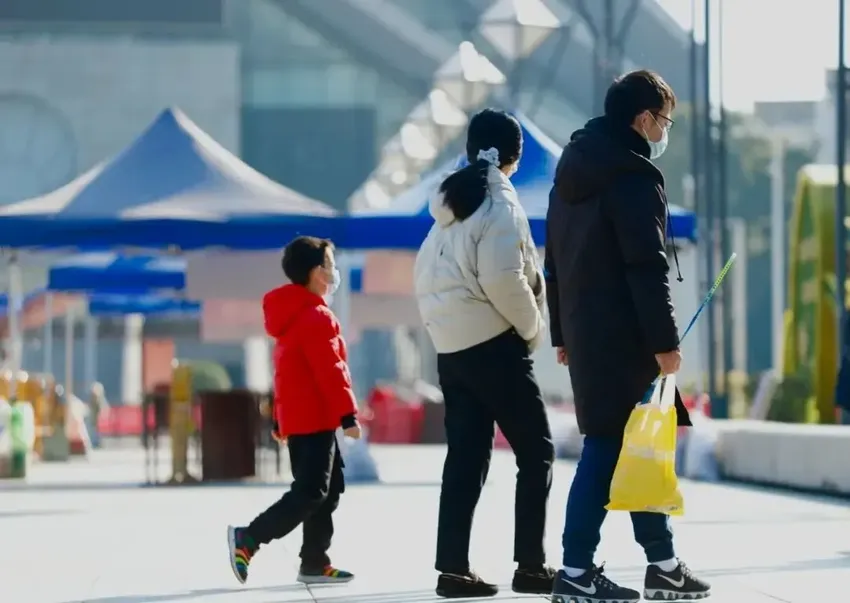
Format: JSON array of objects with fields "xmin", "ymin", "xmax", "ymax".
[
  {"xmin": 552, "ymin": 565, "xmax": 640, "ymax": 603},
  {"xmin": 436, "ymin": 571, "xmax": 498, "ymax": 598},
  {"xmin": 512, "ymin": 564, "xmax": 556, "ymax": 594},
  {"xmin": 644, "ymin": 561, "xmax": 711, "ymax": 600}
]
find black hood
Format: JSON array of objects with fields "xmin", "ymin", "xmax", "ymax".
[{"xmin": 554, "ymin": 116, "xmax": 664, "ymax": 206}]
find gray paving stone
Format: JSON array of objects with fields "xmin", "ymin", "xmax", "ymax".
[{"xmin": 0, "ymin": 444, "xmax": 846, "ymax": 602}]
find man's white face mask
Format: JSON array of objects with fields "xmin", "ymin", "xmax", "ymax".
[{"xmin": 643, "ymin": 113, "xmax": 670, "ymax": 160}]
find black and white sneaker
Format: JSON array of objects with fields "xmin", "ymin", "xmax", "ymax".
[
  {"xmin": 551, "ymin": 565, "xmax": 640, "ymax": 603},
  {"xmin": 644, "ymin": 561, "xmax": 711, "ymax": 600}
]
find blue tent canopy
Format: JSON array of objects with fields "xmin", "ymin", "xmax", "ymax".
[
  {"xmin": 0, "ymin": 108, "xmax": 336, "ymax": 250},
  {"xmin": 88, "ymin": 294, "xmax": 201, "ymax": 318},
  {"xmin": 49, "ymin": 252, "xmax": 185, "ymax": 293},
  {"xmin": 339, "ymin": 113, "xmax": 697, "ymax": 249}
]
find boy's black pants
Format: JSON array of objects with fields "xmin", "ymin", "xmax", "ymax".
[
  {"xmin": 435, "ymin": 329, "xmax": 555, "ymax": 574},
  {"xmin": 246, "ymin": 430, "xmax": 344, "ymax": 568}
]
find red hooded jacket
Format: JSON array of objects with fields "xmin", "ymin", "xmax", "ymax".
[{"xmin": 263, "ymin": 284, "xmax": 357, "ymax": 436}]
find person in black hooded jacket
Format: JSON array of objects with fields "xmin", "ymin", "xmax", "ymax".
[{"xmin": 545, "ymin": 70, "xmax": 711, "ymax": 603}]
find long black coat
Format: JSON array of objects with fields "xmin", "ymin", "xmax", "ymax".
[{"xmin": 544, "ymin": 117, "xmax": 691, "ymax": 437}]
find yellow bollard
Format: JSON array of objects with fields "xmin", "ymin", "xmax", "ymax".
[
  {"xmin": 0, "ymin": 370, "xmax": 11, "ymax": 400},
  {"xmin": 168, "ymin": 363, "xmax": 197, "ymax": 484},
  {"xmin": 21, "ymin": 376, "xmax": 48, "ymax": 457}
]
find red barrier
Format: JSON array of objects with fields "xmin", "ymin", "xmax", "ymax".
[
  {"xmin": 97, "ymin": 404, "xmax": 202, "ymax": 436},
  {"xmin": 679, "ymin": 393, "xmax": 711, "ymax": 438},
  {"xmin": 682, "ymin": 393, "xmax": 711, "ymax": 418},
  {"xmin": 364, "ymin": 385, "xmax": 424, "ymax": 444},
  {"xmin": 97, "ymin": 406, "xmax": 149, "ymax": 436}
]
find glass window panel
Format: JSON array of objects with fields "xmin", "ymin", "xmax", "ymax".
[
  {"xmin": 246, "ymin": 66, "xmax": 331, "ymax": 107},
  {"xmin": 240, "ymin": 0, "xmax": 346, "ymax": 64},
  {"xmin": 374, "ymin": 78, "xmax": 421, "ymax": 142},
  {"xmin": 0, "ymin": 0, "xmax": 222, "ymax": 24},
  {"xmin": 326, "ymin": 63, "xmax": 379, "ymax": 106}
]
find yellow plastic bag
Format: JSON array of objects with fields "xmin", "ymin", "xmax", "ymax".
[{"xmin": 606, "ymin": 374, "xmax": 684, "ymax": 516}]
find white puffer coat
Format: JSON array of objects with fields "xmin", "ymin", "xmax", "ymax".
[{"xmin": 414, "ymin": 165, "xmax": 546, "ymax": 354}]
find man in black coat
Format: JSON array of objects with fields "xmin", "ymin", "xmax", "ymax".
[{"xmin": 545, "ymin": 70, "xmax": 711, "ymax": 603}]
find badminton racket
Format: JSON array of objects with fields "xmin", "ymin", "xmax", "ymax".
[{"xmin": 641, "ymin": 252, "xmax": 738, "ymax": 403}]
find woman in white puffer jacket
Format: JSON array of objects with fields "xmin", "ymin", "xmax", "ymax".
[{"xmin": 414, "ymin": 108, "xmax": 556, "ymax": 599}]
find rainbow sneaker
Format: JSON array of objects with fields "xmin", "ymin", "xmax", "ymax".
[
  {"xmin": 297, "ymin": 565, "xmax": 355, "ymax": 584},
  {"xmin": 227, "ymin": 525, "xmax": 257, "ymax": 584}
]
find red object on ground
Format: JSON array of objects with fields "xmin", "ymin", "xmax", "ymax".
[
  {"xmin": 97, "ymin": 405, "xmax": 149, "ymax": 436},
  {"xmin": 97, "ymin": 404, "xmax": 202, "ymax": 436},
  {"xmin": 364, "ymin": 385, "xmax": 424, "ymax": 444},
  {"xmin": 678, "ymin": 393, "xmax": 711, "ymax": 438},
  {"xmin": 682, "ymin": 393, "xmax": 712, "ymax": 418},
  {"xmin": 68, "ymin": 404, "xmax": 90, "ymax": 456}
]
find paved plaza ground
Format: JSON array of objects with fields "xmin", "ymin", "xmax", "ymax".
[{"xmin": 1, "ymin": 444, "xmax": 848, "ymax": 602}]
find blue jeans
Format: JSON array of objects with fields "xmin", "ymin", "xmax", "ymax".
[{"xmin": 562, "ymin": 436, "xmax": 675, "ymax": 568}]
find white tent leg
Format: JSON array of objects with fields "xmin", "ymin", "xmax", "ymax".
[{"xmin": 121, "ymin": 314, "xmax": 144, "ymax": 405}]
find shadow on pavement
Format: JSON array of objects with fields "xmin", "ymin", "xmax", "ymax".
[
  {"xmin": 709, "ymin": 478, "xmax": 850, "ymax": 508},
  {"xmin": 612, "ymin": 552, "xmax": 850, "ymax": 579},
  {"xmin": 679, "ymin": 513, "xmax": 850, "ymax": 526},
  {"xmin": 292, "ymin": 587, "xmax": 501, "ymax": 603},
  {"xmin": 0, "ymin": 509, "xmax": 81, "ymax": 519},
  {"xmin": 62, "ymin": 584, "xmax": 308, "ymax": 603},
  {"xmin": 0, "ymin": 482, "xmax": 155, "ymax": 493},
  {"xmin": 0, "ymin": 480, "xmax": 443, "ymax": 493}
]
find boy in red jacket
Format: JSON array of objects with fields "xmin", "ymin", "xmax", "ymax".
[{"xmin": 227, "ymin": 235, "xmax": 361, "ymax": 585}]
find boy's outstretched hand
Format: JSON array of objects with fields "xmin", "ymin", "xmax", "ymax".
[
  {"xmin": 343, "ymin": 423, "xmax": 362, "ymax": 440},
  {"xmin": 271, "ymin": 420, "xmax": 286, "ymax": 444}
]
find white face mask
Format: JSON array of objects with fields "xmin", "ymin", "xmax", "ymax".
[
  {"xmin": 643, "ymin": 114, "xmax": 670, "ymax": 160},
  {"xmin": 327, "ymin": 267, "xmax": 341, "ymax": 297},
  {"xmin": 648, "ymin": 127, "xmax": 669, "ymax": 160}
]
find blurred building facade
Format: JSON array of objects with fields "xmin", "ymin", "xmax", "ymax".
[
  {"xmin": 0, "ymin": 0, "xmax": 694, "ymax": 210},
  {"xmin": 817, "ymin": 69, "xmax": 849, "ymax": 164},
  {"xmin": 0, "ymin": 0, "xmax": 694, "ymax": 400}
]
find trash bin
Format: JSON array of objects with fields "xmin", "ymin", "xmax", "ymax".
[{"xmin": 199, "ymin": 390, "xmax": 259, "ymax": 481}]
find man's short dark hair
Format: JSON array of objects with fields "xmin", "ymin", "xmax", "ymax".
[
  {"xmin": 604, "ymin": 69, "xmax": 677, "ymax": 127},
  {"xmin": 282, "ymin": 236, "xmax": 333, "ymax": 286}
]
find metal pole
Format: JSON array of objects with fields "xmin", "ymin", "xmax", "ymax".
[
  {"xmin": 43, "ymin": 293, "xmax": 53, "ymax": 377},
  {"xmin": 603, "ymin": 0, "xmax": 614, "ymax": 87},
  {"xmin": 511, "ymin": 20, "xmax": 522, "ymax": 108},
  {"xmin": 6, "ymin": 253, "xmax": 22, "ymax": 400},
  {"xmin": 770, "ymin": 138, "xmax": 786, "ymax": 371},
  {"xmin": 703, "ymin": 0, "xmax": 718, "ymax": 407},
  {"xmin": 689, "ymin": 0, "xmax": 701, "ymax": 219},
  {"xmin": 64, "ymin": 306, "xmax": 74, "ymax": 407},
  {"xmin": 837, "ymin": 0, "xmax": 848, "ymax": 422},
  {"xmin": 717, "ymin": 0, "xmax": 731, "ymax": 418}
]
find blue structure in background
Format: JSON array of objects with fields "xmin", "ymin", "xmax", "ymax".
[
  {"xmin": 0, "ymin": 107, "xmax": 337, "ymax": 250},
  {"xmin": 0, "ymin": 109, "xmax": 696, "ymax": 254},
  {"xmin": 342, "ymin": 113, "xmax": 697, "ymax": 249},
  {"xmin": 344, "ymin": 113, "xmax": 697, "ymax": 286},
  {"xmin": 49, "ymin": 252, "xmax": 186, "ymax": 293},
  {"xmin": 87, "ymin": 295, "xmax": 200, "ymax": 318}
]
